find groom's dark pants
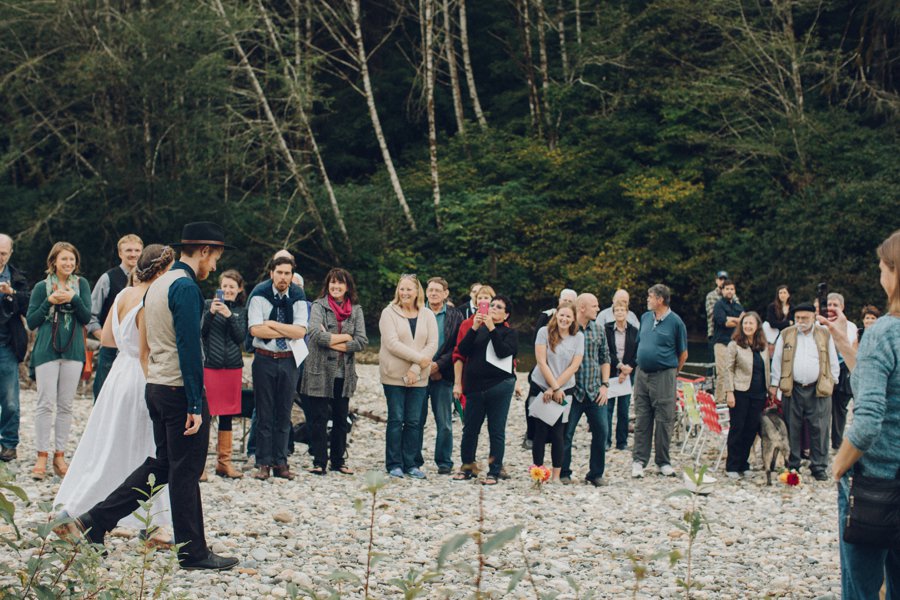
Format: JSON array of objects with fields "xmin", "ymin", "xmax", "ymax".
[{"xmin": 82, "ymin": 383, "xmax": 211, "ymax": 563}]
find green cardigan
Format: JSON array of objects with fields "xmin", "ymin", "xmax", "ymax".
[{"xmin": 26, "ymin": 276, "xmax": 92, "ymax": 369}]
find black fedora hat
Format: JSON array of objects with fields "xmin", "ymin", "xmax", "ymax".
[{"xmin": 170, "ymin": 221, "xmax": 234, "ymax": 249}]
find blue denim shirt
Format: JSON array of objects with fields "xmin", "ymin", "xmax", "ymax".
[{"xmin": 848, "ymin": 315, "xmax": 900, "ymax": 480}]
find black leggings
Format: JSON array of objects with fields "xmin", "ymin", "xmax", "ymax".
[
  {"xmin": 532, "ymin": 417, "xmax": 565, "ymax": 467},
  {"xmin": 217, "ymin": 414, "xmax": 238, "ymax": 431},
  {"xmin": 303, "ymin": 379, "xmax": 350, "ymax": 469}
]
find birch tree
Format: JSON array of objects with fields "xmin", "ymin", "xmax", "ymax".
[
  {"xmin": 458, "ymin": 0, "xmax": 488, "ymax": 129},
  {"xmin": 442, "ymin": 0, "xmax": 466, "ymax": 135},
  {"xmin": 310, "ymin": 0, "xmax": 418, "ymax": 231},
  {"xmin": 422, "ymin": 0, "xmax": 442, "ymax": 226}
]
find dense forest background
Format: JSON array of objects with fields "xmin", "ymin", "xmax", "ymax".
[{"xmin": 1, "ymin": 0, "xmax": 898, "ymax": 335}]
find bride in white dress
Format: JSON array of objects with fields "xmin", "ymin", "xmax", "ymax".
[{"xmin": 55, "ymin": 245, "xmax": 174, "ymax": 532}]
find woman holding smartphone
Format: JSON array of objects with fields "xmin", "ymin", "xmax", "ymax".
[
  {"xmin": 201, "ymin": 269, "xmax": 247, "ymax": 479},
  {"xmin": 453, "ymin": 294, "xmax": 518, "ymax": 485}
]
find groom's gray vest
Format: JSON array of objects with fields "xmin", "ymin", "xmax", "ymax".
[{"xmin": 145, "ymin": 268, "xmax": 191, "ymax": 387}]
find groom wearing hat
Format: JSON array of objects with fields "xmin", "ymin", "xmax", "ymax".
[{"xmin": 63, "ymin": 222, "xmax": 239, "ymax": 571}]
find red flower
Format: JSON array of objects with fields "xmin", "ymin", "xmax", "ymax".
[{"xmin": 786, "ymin": 472, "xmax": 800, "ymax": 486}]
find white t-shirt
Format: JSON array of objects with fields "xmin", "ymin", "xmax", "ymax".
[{"xmin": 531, "ymin": 326, "xmax": 585, "ymax": 391}]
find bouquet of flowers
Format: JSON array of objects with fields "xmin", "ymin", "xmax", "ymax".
[
  {"xmin": 778, "ymin": 469, "xmax": 801, "ymax": 487},
  {"xmin": 529, "ymin": 464, "xmax": 551, "ymax": 491}
]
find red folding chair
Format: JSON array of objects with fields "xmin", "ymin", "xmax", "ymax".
[{"xmin": 694, "ymin": 391, "xmax": 730, "ymax": 471}]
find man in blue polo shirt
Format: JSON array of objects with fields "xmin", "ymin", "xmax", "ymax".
[{"xmin": 632, "ymin": 284, "xmax": 688, "ymax": 478}]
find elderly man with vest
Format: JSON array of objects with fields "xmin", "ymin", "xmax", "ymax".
[
  {"xmin": 769, "ymin": 302, "xmax": 840, "ymax": 481},
  {"xmin": 88, "ymin": 234, "xmax": 144, "ymax": 401}
]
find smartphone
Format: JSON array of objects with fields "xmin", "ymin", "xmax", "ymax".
[
  {"xmin": 215, "ymin": 289, "xmax": 225, "ymax": 302},
  {"xmin": 477, "ymin": 300, "xmax": 490, "ymax": 315},
  {"xmin": 816, "ymin": 283, "xmax": 828, "ymax": 319}
]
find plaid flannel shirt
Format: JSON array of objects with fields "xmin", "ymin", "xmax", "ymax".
[
  {"xmin": 706, "ymin": 288, "xmax": 741, "ymax": 337},
  {"xmin": 575, "ymin": 320, "xmax": 610, "ymax": 403}
]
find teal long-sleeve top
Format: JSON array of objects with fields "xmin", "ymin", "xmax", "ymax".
[
  {"xmin": 848, "ymin": 315, "xmax": 900, "ymax": 480},
  {"xmin": 26, "ymin": 276, "xmax": 92, "ymax": 369}
]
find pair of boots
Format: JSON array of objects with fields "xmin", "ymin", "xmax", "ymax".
[
  {"xmin": 33, "ymin": 451, "xmax": 67, "ymax": 480},
  {"xmin": 200, "ymin": 431, "xmax": 242, "ymax": 481}
]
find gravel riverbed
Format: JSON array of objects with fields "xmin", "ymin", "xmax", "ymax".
[{"xmin": 3, "ymin": 365, "xmax": 841, "ymax": 598}]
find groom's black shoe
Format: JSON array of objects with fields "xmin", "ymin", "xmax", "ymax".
[{"xmin": 180, "ymin": 551, "xmax": 239, "ymax": 571}]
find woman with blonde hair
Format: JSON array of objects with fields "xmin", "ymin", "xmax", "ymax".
[
  {"xmin": 26, "ymin": 242, "xmax": 92, "ymax": 480},
  {"xmin": 529, "ymin": 300, "xmax": 584, "ymax": 482},
  {"xmin": 379, "ymin": 274, "xmax": 438, "ymax": 479}
]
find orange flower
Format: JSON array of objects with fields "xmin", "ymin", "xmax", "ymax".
[{"xmin": 529, "ymin": 465, "xmax": 551, "ymax": 482}]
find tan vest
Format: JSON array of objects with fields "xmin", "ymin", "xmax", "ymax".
[
  {"xmin": 778, "ymin": 326, "xmax": 834, "ymax": 397},
  {"xmin": 144, "ymin": 268, "xmax": 190, "ymax": 387}
]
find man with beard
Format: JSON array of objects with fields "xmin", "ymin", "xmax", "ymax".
[{"xmin": 770, "ymin": 303, "xmax": 840, "ymax": 481}]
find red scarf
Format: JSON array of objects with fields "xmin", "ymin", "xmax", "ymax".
[{"xmin": 328, "ymin": 295, "xmax": 353, "ymax": 332}]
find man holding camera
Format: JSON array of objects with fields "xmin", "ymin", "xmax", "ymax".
[
  {"xmin": 0, "ymin": 234, "xmax": 30, "ymax": 462},
  {"xmin": 770, "ymin": 303, "xmax": 840, "ymax": 480}
]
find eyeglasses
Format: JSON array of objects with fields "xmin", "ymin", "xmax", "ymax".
[
  {"xmin": 489, "ymin": 302, "xmax": 506, "ymax": 310},
  {"xmin": 400, "ymin": 273, "xmax": 418, "ymax": 280}
]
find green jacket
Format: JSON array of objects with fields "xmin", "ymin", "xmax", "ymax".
[{"xmin": 26, "ymin": 276, "xmax": 92, "ymax": 369}]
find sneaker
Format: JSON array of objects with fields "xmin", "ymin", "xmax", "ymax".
[
  {"xmin": 631, "ymin": 462, "xmax": 644, "ymax": 478},
  {"xmin": 587, "ymin": 477, "xmax": 606, "ymax": 487},
  {"xmin": 521, "ymin": 437, "xmax": 533, "ymax": 450},
  {"xmin": 388, "ymin": 468, "xmax": 404, "ymax": 478},
  {"xmin": 812, "ymin": 471, "xmax": 829, "ymax": 481},
  {"xmin": 740, "ymin": 471, "xmax": 751, "ymax": 478},
  {"xmin": 559, "ymin": 476, "xmax": 573, "ymax": 485},
  {"xmin": 405, "ymin": 467, "xmax": 427, "ymax": 480},
  {"xmin": 437, "ymin": 466, "xmax": 453, "ymax": 475},
  {"xmin": 659, "ymin": 464, "xmax": 676, "ymax": 477},
  {"xmin": 726, "ymin": 471, "xmax": 741, "ymax": 480}
]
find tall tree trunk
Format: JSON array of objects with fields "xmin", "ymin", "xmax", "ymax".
[
  {"xmin": 258, "ymin": 0, "xmax": 351, "ymax": 248},
  {"xmin": 574, "ymin": 0, "xmax": 581, "ymax": 48},
  {"xmin": 351, "ymin": 0, "xmax": 417, "ymax": 231},
  {"xmin": 458, "ymin": 0, "xmax": 487, "ymax": 129},
  {"xmin": 422, "ymin": 0, "xmax": 441, "ymax": 227},
  {"xmin": 533, "ymin": 0, "xmax": 556, "ymax": 147},
  {"xmin": 211, "ymin": 0, "xmax": 338, "ymax": 258},
  {"xmin": 442, "ymin": 0, "xmax": 466, "ymax": 135},
  {"xmin": 557, "ymin": 0, "xmax": 569, "ymax": 82},
  {"xmin": 518, "ymin": 0, "xmax": 543, "ymax": 137}
]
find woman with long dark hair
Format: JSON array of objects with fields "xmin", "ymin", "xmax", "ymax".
[
  {"xmin": 301, "ymin": 268, "xmax": 367, "ymax": 475},
  {"xmin": 721, "ymin": 311, "xmax": 769, "ymax": 479},
  {"xmin": 26, "ymin": 242, "xmax": 92, "ymax": 480}
]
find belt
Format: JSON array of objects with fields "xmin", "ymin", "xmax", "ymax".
[
  {"xmin": 796, "ymin": 382, "xmax": 817, "ymax": 389},
  {"xmin": 255, "ymin": 348, "xmax": 294, "ymax": 360}
]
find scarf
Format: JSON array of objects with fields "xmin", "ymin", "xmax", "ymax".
[
  {"xmin": 256, "ymin": 282, "xmax": 304, "ymax": 324},
  {"xmin": 327, "ymin": 295, "xmax": 353, "ymax": 333}
]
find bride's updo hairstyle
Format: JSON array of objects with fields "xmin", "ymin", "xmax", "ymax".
[{"xmin": 132, "ymin": 244, "xmax": 175, "ymax": 284}]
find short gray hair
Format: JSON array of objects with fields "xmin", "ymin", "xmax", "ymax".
[
  {"xmin": 827, "ymin": 292, "xmax": 845, "ymax": 308},
  {"xmin": 0, "ymin": 233, "xmax": 12, "ymax": 248},
  {"xmin": 648, "ymin": 283, "xmax": 671, "ymax": 306}
]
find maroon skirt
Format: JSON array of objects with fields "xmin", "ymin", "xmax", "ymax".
[{"xmin": 203, "ymin": 367, "xmax": 242, "ymax": 416}]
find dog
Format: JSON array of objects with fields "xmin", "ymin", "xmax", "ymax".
[{"xmin": 759, "ymin": 406, "xmax": 790, "ymax": 485}]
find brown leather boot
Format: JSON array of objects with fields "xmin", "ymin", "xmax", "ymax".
[
  {"xmin": 32, "ymin": 451, "xmax": 48, "ymax": 480},
  {"xmin": 215, "ymin": 431, "xmax": 243, "ymax": 479},
  {"xmin": 52, "ymin": 451, "xmax": 68, "ymax": 477}
]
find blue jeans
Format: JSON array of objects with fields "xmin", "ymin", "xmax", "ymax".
[
  {"xmin": 607, "ymin": 394, "xmax": 631, "ymax": 449},
  {"xmin": 0, "ymin": 345, "xmax": 19, "ymax": 449},
  {"xmin": 415, "ymin": 379, "xmax": 454, "ymax": 470},
  {"xmin": 384, "ymin": 384, "xmax": 427, "ymax": 472},
  {"xmin": 838, "ymin": 476, "xmax": 900, "ymax": 599},
  {"xmin": 562, "ymin": 398, "xmax": 608, "ymax": 481},
  {"xmin": 460, "ymin": 379, "xmax": 515, "ymax": 478}
]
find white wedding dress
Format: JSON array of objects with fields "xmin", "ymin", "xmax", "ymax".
[{"xmin": 54, "ymin": 291, "xmax": 172, "ymax": 530}]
